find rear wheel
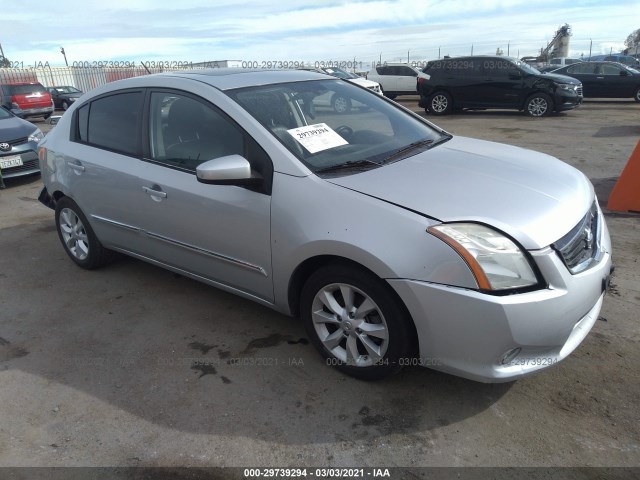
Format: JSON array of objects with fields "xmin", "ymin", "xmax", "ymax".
[
  {"xmin": 301, "ymin": 264, "xmax": 412, "ymax": 380},
  {"xmin": 525, "ymin": 93, "xmax": 553, "ymax": 117},
  {"xmin": 428, "ymin": 91, "xmax": 452, "ymax": 115},
  {"xmin": 634, "ymin": 87, "xmax": 640, "ymax": 103},
  {"xmin": 55, "ymin": 197, "xmax": 112, "ymax": 269},
  {"xmin": 62, "ymin": 101, "xmax": 69, "ymax": 110}
]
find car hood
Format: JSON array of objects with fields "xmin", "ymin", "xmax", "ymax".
[
  {"xmin": 0, "ymin": 115, "xmax": 37, "ymax": 141},
  {"xmin": 327, "ymin": 136, "xmax": 594, "ymax": 250},
  {"xmin": 541, "ymin": 72, "xmax": 581, "ymax": 85}
]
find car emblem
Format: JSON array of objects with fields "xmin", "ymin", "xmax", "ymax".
[{"xmin": 0, "ymin": 143, "xmax": 11, "ymax": 152}]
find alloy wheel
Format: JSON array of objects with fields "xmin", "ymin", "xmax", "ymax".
[
  {"xmin": 59, "ymin": 208, "xmax": 90, "ymax": 260},
  {"xmin": 311, "ymin": 283, "xmax": 389, "ymax": 367}
]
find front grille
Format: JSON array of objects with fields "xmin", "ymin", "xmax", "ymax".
[
  {"xmin": 576, "ymin": 86, "xmax": 583, "ymax": 96},
  {"xmin": 553, "ymin": 202, "xmax": 599, "ymax": 274}
]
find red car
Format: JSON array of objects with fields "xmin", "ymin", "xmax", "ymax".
[{"xmin": 0, "ymin": 82, "xmax": 54, "ymax": 120}]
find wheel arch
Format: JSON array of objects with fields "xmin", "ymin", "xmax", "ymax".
[{"xmin": 286, "ymin": 254, "xmax": 419, "ymax": 356}]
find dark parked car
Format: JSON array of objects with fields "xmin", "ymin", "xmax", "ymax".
[
  {"xmin": 0, "ymin": 82, "xmax": 54, "ymax": 120},
  {"xmin": 48, "ymin": 86, "xmax": 84, "ymax": 110},
  {"xmin": 548, "ymin": 62, "xmax": 640, "ymax": 102},
  {"xmin": 419, "ymin": 56, "xmax": 583, "ymax": 117},
  {"xmin": 0, "ymin": 106, "xmax": 43, "ymax": 180}
]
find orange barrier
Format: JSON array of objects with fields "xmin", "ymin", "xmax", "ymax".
[{"xmin": 608, "ymin": 140, "xmax": 640, "ymax": 213}]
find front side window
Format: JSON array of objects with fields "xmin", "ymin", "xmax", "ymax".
[
  {"xmin": 600, "ymin": 64, "xmax": 622, "ymax": 75},
  {"xmin": 148, "ymin": 92, "xmax": 244, "ymax": 171},
  {"xmin": 85, "ymin": 91, "xmax": 142, "ymax": 156},
  {"xmin": 228, "ymin": 79, "xmax": 446, "ymax": 173}
]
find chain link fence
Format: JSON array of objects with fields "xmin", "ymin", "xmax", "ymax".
[{"xmin": 0, "ymin": 66, "xmax": 196, "ymax": 93}]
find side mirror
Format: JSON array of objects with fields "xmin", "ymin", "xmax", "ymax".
[
  {"xmin": 46, "ymin": 115, "xmax": 62, "ymax": 125},
  {"xmin": 620, "ymin": 70, "xmax": 630, "ymax": 76},
  {"xmin": 196, "ymin": 154, "xmax": 263, "ymax": 186}
]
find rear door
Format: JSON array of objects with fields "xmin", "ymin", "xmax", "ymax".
[
  {"xmin": 393, "ymin": 65, "xmax": 419, "ymax": 93},
  {"xmin": 478, "ymin": 58, "xmax": 523, "ymax": 107},
  {"xmin": 62, "ymin": 90, "xmax": 148, "ymax": 254},
  {"xmin": 563, "ymin": 63, "xmax": 598, "ymax": 96}
]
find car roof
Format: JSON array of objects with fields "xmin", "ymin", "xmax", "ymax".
[{"xmin": 162, "ymin": 68, "xmax": 332, "ymax": 90}]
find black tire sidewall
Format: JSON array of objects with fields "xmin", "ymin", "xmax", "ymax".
[
  {"xmin": 55, "ymin": 197, "xmax": 104, "ymax": 269},
  {"xmin": 300, "ymin": 265, "xmax": 411, "ymax": 380}
]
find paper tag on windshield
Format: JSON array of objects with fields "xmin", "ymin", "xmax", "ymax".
[{"xmin": 287, "ymin": 123, "xmax": 348, "ymax": 154}]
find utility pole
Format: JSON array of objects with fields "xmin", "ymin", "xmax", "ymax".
[
  {"xmin": 438, "ymin": 46, "xmax": 441, "ymax": 59},
  {"xmin": 471, "ymin": 44, "xmax": 474, "ymax": 56},
  {"xmin": 507, "ymin": 42, "xmax": 510, "ymax": 56},
  {"xmin": 407, "ymin": 50, "xmax": 409, "ymax": 64},
  {"xmin": 589, "ymin": 39, "xmax": 592, "ymax": 60},
  {"xmin": 60, "ymin": 47, "xmax": 68, "ymax": 66}
]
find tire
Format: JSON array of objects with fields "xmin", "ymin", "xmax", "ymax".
[
  {"xmin": 332, "ymin": 95, "xmax": 351, "ymax": 114},
  {"xmin": 62, "ymin": 101, "xmax": 69, "ymax": 110},
  {"xmin": 634, "ymin": 87, "xmax": 640, "ymax": 103},
  {"xmin": 525, "ymin": 93, "xmax": 553, "ymax": 117},
  {"xmin": 300, "ymin": 264, "xmax": 412, "ymax": 380},
  {"xmin": 43, "ymin": 112, "xmax": 52, "ymax": 120},
  {"xmin": 385, "ymin": 93, "xmax": 397, "ymax": 100},
  {"xmin": 55, "ymin": 197, "xmax": 111, "ymax": 269},
  {"xmin": 428, "ymin": 91, "xmax": 452, "ymax": 115}
]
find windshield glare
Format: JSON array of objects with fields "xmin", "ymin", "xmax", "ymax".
[
  {"xmin": 516, "ymin": 61, "xmax": 540, "ymax": 75},
  {"xmin": 323, "ymin": 67, "xmax": 357, "ymax": 79},
  {"xmin": 228, "ymin": 79, "xmax": 442, "ymax": 172}
]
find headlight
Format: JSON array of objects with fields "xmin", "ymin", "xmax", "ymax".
[
  {"xmin": 555, "ymin": 83, "xmax": 576, "ymax": 91},
  {"xmin": 28, "ymin": 128, "xmax": 44, "ymax": 143},
  {"xmin": 428, "ymin": 223, "xmax": 539, "ymax": 291}
]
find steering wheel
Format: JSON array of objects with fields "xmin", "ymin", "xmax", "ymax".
[{"xmin": 335, "ymin": 125, "xmax": 354, "ymax": 140}]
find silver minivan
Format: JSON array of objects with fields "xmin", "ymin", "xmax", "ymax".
[{"xmin": 38, "ymin": 69, "xmax": 613, "ymax": 382}]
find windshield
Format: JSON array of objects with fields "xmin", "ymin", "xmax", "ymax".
[
  {"xmin": 228, "ymin": 79, "xmax": 446, "ymax": 173},
  {"xmin": 516, "ymin": 60, "xmax": 540, "ymax": 75}
]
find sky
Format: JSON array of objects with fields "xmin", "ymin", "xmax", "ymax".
[{"xmin": 3, "ymin": 0, "xmax": 639, "ymax": 69}]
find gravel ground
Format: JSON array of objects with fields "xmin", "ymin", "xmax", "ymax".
[{"xmin": 0, "ymin": 101, "xmax": 638, "ymax": 472}]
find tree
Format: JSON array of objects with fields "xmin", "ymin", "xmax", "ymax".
[
  {"xmin": 624, "ymin": 29, "xmax": 640, "ymax": 54},
  {"xmin": 0, "ymin": 55, "xmax": 9, "ymax": 68}
]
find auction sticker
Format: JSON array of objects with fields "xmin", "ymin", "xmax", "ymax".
[{"xmin": 287, "ymin": 123, "xmax": 348, "ymax": 154}]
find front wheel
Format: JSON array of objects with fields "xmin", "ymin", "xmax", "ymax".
[
  {"xmin": 634, "ymin": 87, "xmax": 640, "ymax": 103},
  {"xmin": 55, "ymin": 197, "xmax": 112, "ymax": 269},
  {"xmin": 301, "ymin": 264, "xmax": 413, "ymax": 380},
  {"xmin": 62, "ymin": 101, "xmax": 69, "ymax": 110},
  {"xmin": 525, "ymin": 93, "xmax": 553, "ymax": 117},
  {"xmin": 428, "ymin": 91, "xmax": 452, "ymax": 115}
]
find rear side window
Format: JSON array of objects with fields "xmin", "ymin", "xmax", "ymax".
[
  {"xmin": 567, "ymin": 63, "xmax": 596, "ymax": 74},
  {"xmin": 75, "ymin": 91, "xmax": 143, "ymax": 156}
]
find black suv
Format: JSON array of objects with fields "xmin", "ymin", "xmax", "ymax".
[{"xmin": 418, "ymin": 56, "xmax": 583, "ymax": 117}]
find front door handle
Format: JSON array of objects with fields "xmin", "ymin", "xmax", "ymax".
[{"xmin": 142, "ymin": 185, "xmax": 167, "ymax": 199}]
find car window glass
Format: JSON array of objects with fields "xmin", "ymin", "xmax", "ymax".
[
  {"xmin": 600, "ymin": 64, "xmax": 622, "ymax": 75},
  {"xmin": 77, "ymin": 104, "xmax": 89, "ymax": 141},
  {"xmin": 86, "ymin": 91, "xmax": 141, "ymax": 155},
  {"xmin": 399, "ymin": 66, "xmax": 417, "ymax": 76},
  {"xmin": 375, "ymin": 66, "xmax": 387, "ymax": 75},
  {"xmin": 148, "ymin": 92, "xmax": 244, "ymax": 171},
  {"xmin": 483, "ymin": 59, "xmax": 517, "ymax": 79},
  {"xmin": 441, "ymin": 59, "xmax": 480, "ymax": 77},
  {"xmin": 567, "ymin": 64, "xmax": 595, "ymax": 74}
]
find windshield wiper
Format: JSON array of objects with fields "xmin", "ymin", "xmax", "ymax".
[
  {"xmin": 383, "ymin": 134, "xmax": 453, "ymax": 163},
  {"xmin": 315, "ymin": 159, "xmax": 381, "ymax": 174}
]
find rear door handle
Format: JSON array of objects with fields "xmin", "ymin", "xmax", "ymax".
[
  {"xmin": 142, "ymin": 185, "xmax": 167, "ymax": 199},
  {"xmin": 66, "ymin": 162, "xmax": 85, "ymax": 173}
]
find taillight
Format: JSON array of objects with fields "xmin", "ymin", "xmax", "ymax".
[{"xmin": 417, "ymin": 77, "xmax": 426, "ymax": 85}]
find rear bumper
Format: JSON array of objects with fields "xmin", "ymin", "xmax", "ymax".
[{"xmin": 12, "ymin": 105, "xmax": 54, "ymax": 118}]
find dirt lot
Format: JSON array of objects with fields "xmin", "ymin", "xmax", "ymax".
[{"xmin": 0, "ymin": 100, "xmax": 639, "ymax": 471}]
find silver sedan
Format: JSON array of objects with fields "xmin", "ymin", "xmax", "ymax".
[{"xmin": 38, "ymin": 69, "xmax": 613, "ymax": 381}]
